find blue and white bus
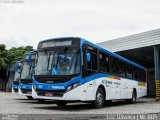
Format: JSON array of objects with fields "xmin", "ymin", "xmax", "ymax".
[
  {"xmin": 29, "ymin": 37, "xmax": 147, "ymax": 108},
  {"xmin": 12, "ymin": 61, "xmax": 22, "ymax": 93},
  {"xmin": 18, "ymin": 52, "xmax": 35, "ymax": 99}
]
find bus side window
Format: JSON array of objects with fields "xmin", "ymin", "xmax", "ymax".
[
  {"xmin": 99, "ymin": 52, "xmax": 109, "ymax": 73},
  {"xmin": 110, "ymin": 57, "xmax": 119, "ymax": 75},
  {"xmin": 82, "ymin": 48, "xmax": 98, "ymax": 77},
  {"xmin": 126, "ymin": 64, "xmax": 133, "ymax": 79},
  {"xmin": 139, "ymin": 69, "xmax": 146, "ymax": 82},
  {"xmin": 118, "ymin": 60, "xmax": 126, "ymax": 77},
  {"xmin": 86, "ymin": 51, "xmax": 97, "ymax": 71},
  {"xmin": 133, "ymin": 67, "xmax": 139, "ymax": 80}
]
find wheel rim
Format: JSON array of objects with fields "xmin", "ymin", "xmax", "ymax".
[{"xmin": 97, "ymin": 93, "xmax": 103, "ymax": 105}]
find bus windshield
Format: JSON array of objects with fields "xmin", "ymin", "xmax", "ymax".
[
  {"xmin": 21, "ymin": 62, "xmax": 34, "ymax": 79},
  {"xmin": 35, "ymin": 49, "xmax": 80, "ymax": 75},
  {"xmin": 13, "ymin": 71, "xmax": 20, "ymax": 81}
]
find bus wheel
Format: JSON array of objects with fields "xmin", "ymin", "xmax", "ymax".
[
  {"xmin": 55, "ymin": 101, "xmax": 67, "ymax": 107},
  {"xmin": 131, "ymin": 90, "xmax": 137, "ymax": 103},
  {"xmin": 38, "ymin": 99, "xmax": 45, "ymax": 103},
  {"xmin": 93, "ymin": 88, "xmax": 105, "ymax": 108},
  {"xmin": 27, "ymin": 96, "xmax": 33, "ymax": 100},
  {"xmin": 126, "ymin": 89, "xmax": 137, "ymax": 104}
]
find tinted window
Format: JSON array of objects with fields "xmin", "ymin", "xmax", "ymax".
[
  {"xmin": 119, "ymin": 60, "xmax": 126, "ymax": 77},
  {"xmin": 133, "ymin": 67, "xmax": 139, "ymax": 80},
  {"xmin": 99, "ymin": 52, "xmax": 109, "ymax": 73},
  {"xmin": 87, "ymin": 51, "xmax": 97, "ymax": 70},
  {"xmin": 110, "ymin": 57, "xmax": 119, "ymax": 75},
  {"xmin": 126, "ymin": 64, "xmax": 133, "ymax": 79},
  {"xmin": 139, "ymin": 69, "xmax": 146, "ymax": 82}
]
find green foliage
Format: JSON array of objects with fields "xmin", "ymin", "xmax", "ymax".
[
  {"xmin": 0, "ymin": 44, "xmax": 6, "ymax": 52},
  {"xmin": 0, "ymin": 45, "xmax": 33, "ymax": 70}
]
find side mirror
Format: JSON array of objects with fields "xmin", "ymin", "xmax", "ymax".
[
  {"xmin": 86, "ymin": 52, "xmax": 91, "ymax": 62},
  {"xmin": 15, "ymin": 61, "xmax": 22, "ymax": 73},
  {"xmin": 28, "ymin": 51, "xmax": 37, "ymax": 68}
]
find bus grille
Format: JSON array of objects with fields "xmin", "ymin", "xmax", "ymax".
[
  {"xmin": 21, "ymin": 89, "xmax": 32, "ymax": 94},
  {"xmin": 34, "ymin": 75, "xmax": 73, "ymax": 84},
  {"xmin": 20, "ymin": 79, "xmax": 32, "ymax": 85}
]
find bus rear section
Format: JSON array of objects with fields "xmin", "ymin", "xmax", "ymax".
[{"xmin": 31, "ymin": 37, "xmax": 147, "ymax": 108}]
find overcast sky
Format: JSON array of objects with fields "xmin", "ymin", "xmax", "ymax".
[{"xmin": 0, "ymin": 0, "xmax": 160, "ymax": 49}]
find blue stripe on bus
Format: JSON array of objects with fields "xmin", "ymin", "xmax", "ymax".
[
  {"xmin": 19, "ymin": 83, "xmax": 32, "ymax": 90},
  {"xmin": 32, "ymin": 75, "xmax": 82, "ymax": 91},
  {"xmin": 33, "ymin": 73, "xmax": 145, "ymax": 91},
  {"xmin": 12, "ymin": 84, "xmax": 19, "ymax": 89},
  {"xmin": 33, "ymin": 74, "xmax": 109, "ymax": 91}
]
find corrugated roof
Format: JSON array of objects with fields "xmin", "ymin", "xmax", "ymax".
[{"xmin": 98, "ymin": 28, "xmax": 160, "ymax": 52}]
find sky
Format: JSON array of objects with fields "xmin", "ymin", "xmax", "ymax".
[{"xmin": 0, "ymin": 0, "xmax": 160, "ymax": 49}]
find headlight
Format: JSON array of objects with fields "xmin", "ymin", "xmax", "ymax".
[
  {"xmin": 73, "ymin": 82, "xmax": 78, "ymax": 89},
  {"xmin": 67, "ymin": 85, "xmax": 72, "ymax": 92},
  {"xmin": 66, "ymin": 82, "xmax": 79, "ymax": 92}
]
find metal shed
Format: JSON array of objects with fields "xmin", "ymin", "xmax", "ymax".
[{"xmin": 98, "ymin": 28, "xmax": 160, "ymax": 100}]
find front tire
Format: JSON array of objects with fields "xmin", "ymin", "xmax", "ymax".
[
  {"xmin": 55, "ymin": 101, "xmax": 67, "ymax": 107},
  {"xmin": 92, "ymin": 88, "xmax": 105, "ymax": 108},
  {"xmin": 27, "ymin": 96, "xmax": 33, "ymax": 100},
  {"xmin": 38, "ymin": 99, "xmax": 45, "ymax": 103}
]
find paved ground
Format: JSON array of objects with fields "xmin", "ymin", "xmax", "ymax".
[{"xmin": 0, "ymin": 92, "xmax": 160, "ymax": 115}]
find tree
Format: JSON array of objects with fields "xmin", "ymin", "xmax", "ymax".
[
  {"xmin": 25, "ymin": 46, "xmax": 33, "ymax": 51},
  {"xmin": 0, "ymin": 44, "xmax": 6, "ymax": 52},
  {"xmin": 0, "ymin": 44, "xmax": 33, "ymax": 78},
  {"xmin": 0, "ymin": 58, "xmax": 7, "ymax": 69}
]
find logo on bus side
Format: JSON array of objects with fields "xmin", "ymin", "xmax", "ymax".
[{"xmin": 102, "ymin": 80, "xmax": 112, "ymax": 84}]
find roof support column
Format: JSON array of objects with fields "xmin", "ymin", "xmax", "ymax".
[{"xmin": 154, "ymin": 45, "xmax": 160, "ymax": 100}]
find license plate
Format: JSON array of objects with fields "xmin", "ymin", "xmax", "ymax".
[
  {"xmin": 27, "ymin": 91, "xmax": 31, "ymax": 94},
  {"xmin": 45, "ymin": 92, "xmax": 53, "ymax": 97}
]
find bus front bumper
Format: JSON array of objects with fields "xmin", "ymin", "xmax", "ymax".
[
  {"xmin": 18, "ymin": 88, "xmax": 32, "ymax": 96},
  {"xmin": 12, "ymin": 87, "xmax": 18, "ymax": 94},
  {"xmin": 32, "ymin": 84, "xmax": 89, "ymax": 101}
]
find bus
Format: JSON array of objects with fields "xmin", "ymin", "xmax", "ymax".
[
  {"xmin": 11, "ymin": 61, "xmax": 22, "ymax": 93},
  {"xmin": 18, "ymin": 52, "xmax": 35, "ymax": 99},
  {"xmin": 29, "ymin": 37, "xmax": 147, "ymax": 108}
]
